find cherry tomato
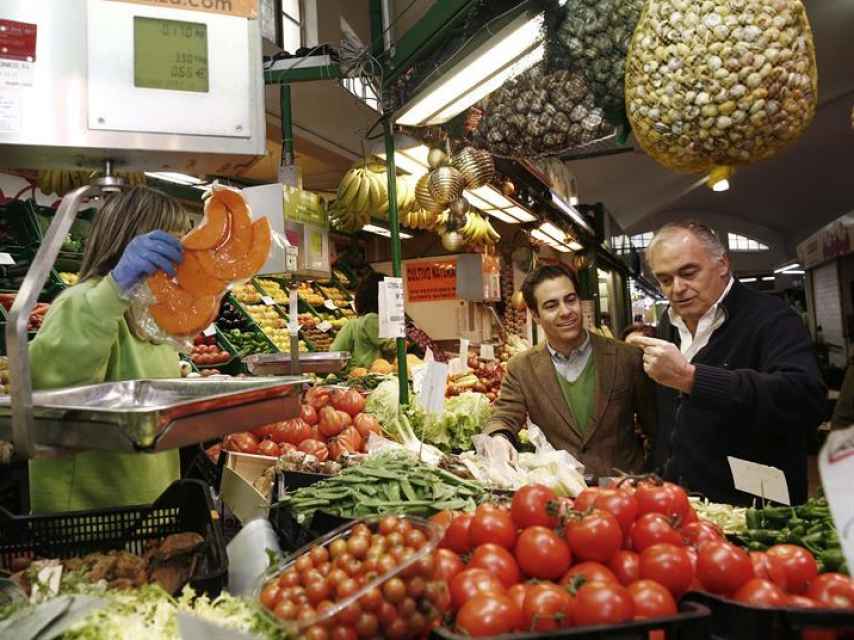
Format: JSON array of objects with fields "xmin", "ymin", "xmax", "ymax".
[
  {"xmin": 260, "ymin": 582, "xmax": 282, "ymax": 610},
  {"xmin": 630, "ymin": 513, "xmax": 684, "ymax": 552},
  {"xmin": 469, "ymin": 543, "xmax": 521, "ymax": 588},
  {"xmin": 382, "ymin": 577, "xmax": 407, "ymax": 604},
  {"xmin": 470, "ymin": 504, "xmax": 517, "ymax": 550},
  {"xmin": 573, "ymin": 488, "xmax": 602, "ymax": 512},
  {"xmin": 456, "ymin": 593, "xmax": 523, "ymax": 637},
  {"xmin": 806, "ymin": 573, "xmax": 854, "ymax": 609},
  {"xmin": 522, "ymin": 583, "xmax": 573, "ymax": 631},
  {"xmin": 766, "ymin": 545, "xmax": 818, "ymax": 595},
  {"xmin": 430, "ymin": 510, "xmax": 457, "ymax": 539},
  {"xmin": 609, "ymin": 550, "xmax": 640, "ymax": 586},
  {"xmin": 696, "ymin": 541, "xmax": 754, "ymax": 595},
  {"xmin": 273, "ymin": 599, "xmax": 298, "ymax": 620},
  {"xmin": 750, "ymin": 551, "xmax": 789, "ymax": 592},
  {"xmin": 593, "ymin": 489, "xmax": 640, "ymax": 535},
  {"xmin": 510, "ymin": 484, "xmax": 558, "ymax": 529},
  {"xmin": 443, "ymin": 514, "xmax": 474, "ymax": 554},
  {"xmin": 355, "ymin": 612, "xmax": 379, "ymax": 638},
  {"xmin": 627, "ymin": 579, "xmax": 678, "ymax": 619},
  {"xmin": 449, "ymin": 568, "xmax": 506, "ymax": 611},
  {"xmin": 515, "ymin": 526, "xmax": 572, "ymax": 580},
  {"xmin": 330, "ymin": 627, "xmax": 357, "ymax": 640},
  {"xmin": 680, "ymin": 521, "xmax": 724, "ymax": 548},
  {"xmin": 565, "ymin": 510, "xmax": 623, "ymax": 563},
  {"xmin": 572, "ymin": 581, "xmax": 635, "ymax": 627},
  {"xmin": 638, "ymin": 543, "xmax": 694, "ymax": 598},
  {"xmin": 733, "ymin": 578, "xmax": 787, "ymax": 608}
]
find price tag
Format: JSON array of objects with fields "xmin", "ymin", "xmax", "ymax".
[
  {"xmin": 317, "ymin": 321, "xmax": 332, "ymax": 333},
  {"xmin": 424, "ymin": 347, "xmax": 434, "ymax": 363},
  {"xmin": 459, "ymin": 338, "xmax": 470, "ymax": 365},
  {"xmin": 727, "ymin": 456, "xmax": 790, "ymax": 505},
  {"xmin": 819, "ymin": 425, "xmax": 854, "ymax": 573},
  {"xmin": 203, "ymin": 324, "xmax": 216, "ymax": 337},
  {"xmin": 261, "ymin": 296, "xmax": 275, "ymax": 306},
  {"xmin": 324, "ymin": 299, "xmax": 337, "ymax": 311},
  {"xmin": 418, "ymin": 361, "xmax": 448, "ymax": 415},
  {"xmin": 448, "ymin": 357, "xmax": 466, "ymax": 377},
  {"xmin": 480, "ymin": 343, "xmax": 495, "ymax": 361},
  {"xmin": 379, "ymin": 278, "xmax": 405, "ymax": 339},
  {"xmin": 0, "ymin": 252, "xmax": 15, "ymax": 265}
]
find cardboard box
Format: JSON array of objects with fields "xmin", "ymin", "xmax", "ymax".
[{"xmin": 220, "ymin": 450, "xmax": 277, "ymax": 524}]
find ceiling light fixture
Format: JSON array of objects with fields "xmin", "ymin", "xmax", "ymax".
[
  {"xmin": 782, "ymin": 269, "xmax": 805, "ymax": 275},
  {"xmin": 739, "ymin": 277, "xmax": 757, "ymax": 283},
  {"xmin": 144, "ymin": 172, "xmax": 204, "ymax": 185},
  {"xmin": 531, "ymin": 228, "xmax": 570, "ymax": 252},
  {"xmin": 362, "ymin": 223, "xmax": 413, "ymax": 239},
  {"xmin": 550, "ymin": 190, "xmax": 594, "ymax": 235},
  {"xmin": 774, "ymin": 262, "xmax": 801, "ymax": 274},
  {"xmin": 762, "ymin": 276, "xmax": 776, "ymax": 282},
  {"xmin": 396, "ymin": 6, "xmax": 544, "ymax": 126},
  {"xmin": 707, "ymin": 165, "xmax": 733, "ymax": 192}
]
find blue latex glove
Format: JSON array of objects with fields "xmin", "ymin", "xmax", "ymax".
[{"xmin": 111, "ymin": 230, "xmax": 183, "ymax": 293}]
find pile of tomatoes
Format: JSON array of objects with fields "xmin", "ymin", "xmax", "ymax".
[
  {"xmin": 190, "ymin": 335, "xmax": 231, "ymax": 367},
  {"xmin": 258, "ymin": 516, "xmax": 447, "ymax": 640},
  {"xmin": 220, "ymin": 387, "xmax": 383, "ymax": 461},
  {"xmin": 428, "ymin": 481, "xmax": 854, "ymax": 637}
]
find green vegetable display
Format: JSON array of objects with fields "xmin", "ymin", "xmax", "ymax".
[
  {"xmin": 420, "ymin": 392, "xmax": 492, "ymax": 452},
  {"xmin": 734, "ymin": 496, "xmax": 848, "ymax": 574},
  {"xmin": 226, "ymin": 329, "xmax": 275, "ymax": 356},
  {"xmin": 277, "ymin": 451, "xmax": 487, "ymax": 522}
]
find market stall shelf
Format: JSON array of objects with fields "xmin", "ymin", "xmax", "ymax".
[{"xmin": 244, "ymin": 351, "xmax": 350, "ymax": 376}]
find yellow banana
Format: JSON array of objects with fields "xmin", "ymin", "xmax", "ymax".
[{"xmin": 354, "ymin": 173, "xmax": 371, "ymax": 213}]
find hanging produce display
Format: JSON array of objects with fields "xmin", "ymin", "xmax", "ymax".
[
  {"xmin": 330, "ymin": 161, "xmax": 417, "ymax": 232},
  {"xmin": 625, "ymin": 0, "xmax": 818, "ymax": 173},
  {"xmin": 556, "ymin": 0, "xmax": 645, "ymax": 116},
  {"xmin": 470, "ymin": 66, "xmax": 614, "ymax": 158},
  {"xmin": 452, "ymin": 146, "xmax": 495, "ymax": 189},
  {"xmin": 37, "ymin": 169, "xmax": 146, "ymax": 196}
]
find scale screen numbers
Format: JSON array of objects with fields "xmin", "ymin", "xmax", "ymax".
[{"xmin": 134, "ymin": 16, "xmax": 209, "ymax": 93}]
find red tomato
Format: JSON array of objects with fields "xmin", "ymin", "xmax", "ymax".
[
  {"xmin": 510, "ymin": 484, "xmax": 558, "ymax": 529},
  {"xmin": 224, "ymin": 432, "xmax": 259, "ymax": 454},
  {"xmin": 785, "ymin": 594, "xmax": 820, "ymax": 608},
  {"xmin": 572, "ymin": 581, "xmax": 635, "ymax": 627},
  {"xmin": 257, "ymin": 439, "xmax": 280, "ymax": 457},
  {"xmin": 560, "ymin": 561, "xmax": 619, "ymax": 588},
  {"xmin": 806, "ymin": 573, "xmax": 854, "ymax": 609},
  {"xmin": 627, "ymin": 579, "xmax": 678, "ymax": 619},
  {"xmin": 353, "ymin": 413, "xmax": 382, "ymax": 439},
  {"xmin": 470, "ymin": 504, "xmax": 517, "ymax": 550},
  {"xmin": 514, "ymin": 526, "xmax": 571, "ymax": 580},
  {"xmin": 432, "ymin": 549, "xmax": 465, "ymax": 583},
  {"xmin": 507, "ymin": 583, "xmax": 531, "ymax": 612},
  {"xmin": 638, "ymin": 543, "xmax": 694, "ymax": 598},
  {"xmin": 609, "ymin": 550, "xmax": 640, "ymax": 586},
  {"xmin": 449, "ymin": 568, "xmax": 506, "ymax": 611},
  {"xmin": 522, "ymin": 583, "xmax": 573, "ymax": 631},
  {"xmin": 298, "ymin": 439, "xmax": 329, "ymax": 462},
  {"xmin": 680, "ymin": 521, "xmax": 724, "ymax": 548},
  {"xmin": 634, "ymin": 482, "xmax": 690, "ymax": 522},
  {"xmin": 766, "ymin": 545, "xmax": 818, "ymax": 595},
  {"xmin": 733, "ymin": 578, "xmax": 787, "ymax": 608},
  {"xmin": 431, "ymin": 509, "xmax": 457, "ymax": 535},
  {"xmin": 573, "ymin": 488, "xmax": 602, "ymax": 512},
  {"xmin": 593, "ymin": 490, "xmax": 640, "ymax": 535},
  {"xmin": 469, "ymin": 543, "xmax": 521, "ymax": 588},
  {"xmin": 456, "ymin": 592, "xmax": 522, "ymax": 637},
  {"xmin": 319, "ymin": 406, "xmax": 347, "ymax": 438},
  {"xmin": 279, "ymin": 442, "xmax": 297, "ymax": 454},
  {"xmin": 696, "ymin": 541, "xmax": 754, "ymax": 595},
  {"xmin": 304, "ymin": 387, "xmax": 331, "ymax": 409},
  {"xmin": 630, "ymin": 513, "xmax": 683, "ymax": 552},
  {"xmin": 750, "ymin": 551, "xmax": 789, "ymax": 592},
  {"xmin": 252, "ymin": 423, "xmax": 276, "ymax": 439},
  {"xmin": 300, "ymin": 404, "xmax": 319, "ymax": 425},
  {"xmin": 565, "ymin": 510, "xmax": 623, "ymax": 563},
  {"xmin": 682, "ymin": 506, "xmax": 699, "ymax": 525},
  {"xmin": 444, "ymin": 513, "xmax": 474, "ymax": 554},
  {"xmin": 332, "ymin": 388, "xmax": 366, "ymax": 417}
]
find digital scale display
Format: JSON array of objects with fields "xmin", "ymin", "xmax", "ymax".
[{"xmin": 133, "ymin": 16, "xmax": 209, "ymax": 93}]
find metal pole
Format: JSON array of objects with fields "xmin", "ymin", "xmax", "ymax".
[
  {"xmin": 280, "ymin": 84, "xmax": 295, "ymax": 166},
  {"xmin": 383, "ymin": 117, "xmax": 409, "ymax": 405}
]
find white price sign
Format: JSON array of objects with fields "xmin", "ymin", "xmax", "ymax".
[
  {"xmin": 324, "ymin": 299, "xmax": 337, "ymax": 311},
  {"xmin": 819, "ymin": 425, "xmax": 854, "ymax": 573},
  {"xmin": 447, "ymin": 357, "xmax": 466, "ymax": 377},
  {"xmin": 378, "ymin": 278, "xmax": 405, "ymax": 339},
  {"xmin": 459, "ymin": 338, "xmax": 470, "ymax": 367},
  {"xmin": 728, "ymin": 456, "xmax": 790, "ymax": 505},
  {"xmin": 261, "ymin": 296, "xmax": 275, "ymax": 306},
  {"xmin": 317, "ymin": 321, "xmax": 333, "ymax": 333},
  {"xmin": 0, "ymin": 252, "xmax": 15, "ymax": 265},
  {"xmin": 418, "ymin": 361, "xmax": 448, "ymax": 415},
  {"xmin": 203, "ymin": 324, "xmax": 216, "ymax": 337},
  {"xmin": 480, "ymin": 343, "xmax": 495, "ymax": 361}
]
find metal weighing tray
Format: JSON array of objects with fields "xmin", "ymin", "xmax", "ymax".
[
  {"xmin": 244, "ymin": 352, "xmax": 350, "ymax": 376},
  {"xmin": 0, "ymin": 377, "xmax": 308, "ymax": 454}
]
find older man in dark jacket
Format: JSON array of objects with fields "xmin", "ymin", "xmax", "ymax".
[{"xmin": 629, "ymin": 221, "xmax": 825, "ymax": 505}]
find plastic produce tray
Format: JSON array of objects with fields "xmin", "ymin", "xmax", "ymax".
[
  {"xmin": 682, "ymin": 591, "xmax": 854, "ymax": 640},
  {"xmin": 0, "ymin": 479, "xmax": 228, "ymax": 595}
]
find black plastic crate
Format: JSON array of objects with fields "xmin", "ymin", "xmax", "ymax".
[
  {"xmin": 0, "ymin": 479, "xmax": 227, "ymax": 596},
  {"xmin": 682, "ymin": 591, "xmax": 854, "ymax": 640},
  {"xmin": 431, "ymin": 601, "xmax": 711, "ymax": 640},
  {"xmin": 182, "ymin": 440, "xmax": 226, "ymax": 491},
  {"xmin": 0, "ymin": 460, "xmax": 29, "ymax": 515},
  {"xmin": 268, "ymin": 503, "xmax": 352, "ymax": 553}
]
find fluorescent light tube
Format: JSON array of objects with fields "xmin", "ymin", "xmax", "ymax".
[
  {"xmin": 762, "ymin": 276, "xmax": 775, "ymax": 282},
  {"xmin": 568, "ymin": 241, "xmax": 583, "ymax": 251},
  {"xmin": 144, "ymin": 172, "xmax": 203, "ymax": 185},
  {"xmin": 363, "ymin": 224, "xmax": 413, "ymax": 239},
  {"xmin": 550, "ymin": 190, "xmax": 594, "ymax": 235},
  {"xmin": 506, "ymin": 206, "xmax": 537, "ymax": 222},
  {"xmin": 540, "ymin": 222, "xmax": 566, "ymax": 243},
  {"xmin": 774, "ymin": 262, "xmax": 801, "ymax": 274},
  {"xmin": 396, "ymin": 10, "xmax": 544, "ymax": 126},
  {"xmin": 739, "ymin": 277, "xmax": 757, "ymax": 283},
  {"xmin": 782, "ymin": 270, "xmax": 805, "ymax": 275}
]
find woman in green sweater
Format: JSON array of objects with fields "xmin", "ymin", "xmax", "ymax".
[
  {"xmin": 331, "ymin": 272, "xmax": 395, "ymax": 368},
  {"xmin": 28, "ymin": 186, "xmax": 189, "ymax": 513}
]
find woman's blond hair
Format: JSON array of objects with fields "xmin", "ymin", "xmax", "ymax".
[{"xmin": 79, "ymin": 186, "xmax": 191, "ymax": 282}]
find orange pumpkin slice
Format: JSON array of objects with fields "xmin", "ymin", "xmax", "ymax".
[
  {"xmin": 182, "ymin": 199, "xmax": 230, "ymax": 250},
  {"xmin": 196, "ymin": 211, "xmax": 256, "ymax": 281},
  {"xmin": 148, "ymin": 271, "xmax": 218, "ymax": 337},
  {"xmin": 232, "ymin": 218, "xmax": 272, "ymax": 280},
  {"xmin": 175, "ymin": 250, "xmax": 227, "ymax": 297}
]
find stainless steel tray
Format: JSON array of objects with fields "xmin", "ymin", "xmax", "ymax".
[
  {"xmin": 244, "ymin": 351, "xmax": 350, "ymax": 376},
  {"xmin": 0, "ymin": 377, "xmax": 308, "ymax": 454}
]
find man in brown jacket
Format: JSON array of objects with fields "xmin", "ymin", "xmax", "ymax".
[{"xmin": 486, "ymin": 263, "xmax": 656, "ymax": 476}]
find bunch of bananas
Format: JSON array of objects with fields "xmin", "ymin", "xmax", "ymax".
[
  {"xmin": 437, "ymin": 211, "xmax": 500, "ymax": 249},
  {"xmin": 334, "ymin": 160, "xmax": 419, "ymax": 231},
  {"xmin": 402, "ymin": 208, "xmax": 441, "ymax": 231},
  {"xmin": 37, "ymin": 170, "xmax": 146, "ymax": 196},
  {"xmin": 329, "ymin": 198, "xmax": 370, "ymax": 233}
]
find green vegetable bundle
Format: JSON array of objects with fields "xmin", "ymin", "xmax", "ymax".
[
  {"xmin": 420, "ymin": 392, "xmax": 493, "ymax": 453},
  {"xmin": 277, "ymin": 451, "xmax": 486, "ymax": 523},
  {"xmin": 734, "ymin": 496, "xmax": 847, "ymax": 574}
]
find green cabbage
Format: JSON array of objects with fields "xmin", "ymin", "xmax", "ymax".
[{"xmin": 422, "ymin": 392, "xmax": 493, "ymax": 452}]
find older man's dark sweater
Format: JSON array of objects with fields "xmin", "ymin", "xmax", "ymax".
[{"xmin": 654, "ymin": 281, "xmax": 825, "ymax": 505}]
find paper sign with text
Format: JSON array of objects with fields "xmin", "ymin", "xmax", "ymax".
[
  {"xmin": 728, "ymin": 456, "xmax": 790, "ymax": 505},
  {"xmin": 459, "ymin": 339, "xmax": 470, "ymax": 367},
  {"xmin": 378, "ymin": 278, "xmax": 405, "ymax": 339},
  {"xmin": 405, "ymin": 259, "xmax": 457, "ymax": 302},
  {"xmin": 317, "ymin": 321, "xmax": 332, "ymax": 333},
  {"xmin": 324, "ymin": 299, "xmax": 337, "ymax": 311},
  {"xmin": 818, "ymin": 424, "xmax": 854, "ymax": 573},
  {"xmin": 480, "ymin": 343, "xmax": 495, "ymax": 361},
  {"xmin": 418, "ymin": 361, "xmax": 448, "ymax": 415},
  {"xmin": 107, "ymin": 0, "xmax": 258, "ymax": 19}
]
